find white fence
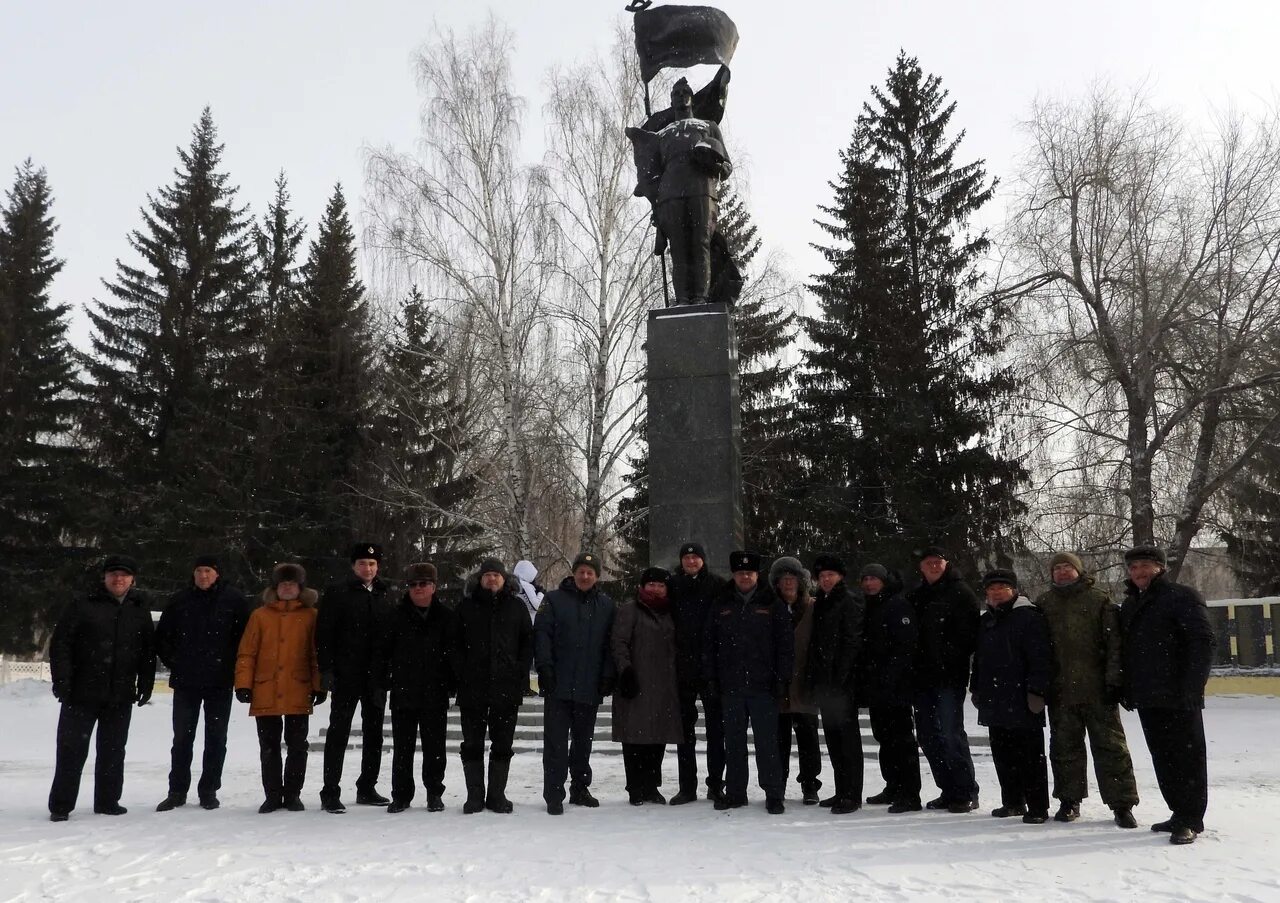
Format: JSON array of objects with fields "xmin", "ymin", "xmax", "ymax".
[{"xmin": 0, "ymin": 657, "xmax": 52, "ymax": 685}]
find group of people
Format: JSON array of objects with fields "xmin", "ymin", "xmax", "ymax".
[{"xmin": 44, "ymin": 539, "xmax": 1215, "ymax": 845}]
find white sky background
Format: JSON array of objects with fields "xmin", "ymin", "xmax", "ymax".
[{"xmin": 3, "ymin": 0, "xmax": 1279, "ymax": 348}]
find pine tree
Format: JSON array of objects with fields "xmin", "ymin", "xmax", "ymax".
[
  {"xmin": 269, "ymin": 184, "xmax": 375, "ymax": 583},
  {"xmin": 796, "ymin": 52, "xmax": 1025, "ymax": 575},
  {"xmin": 82, "ymin": 108, "xmax": 261, "ymax": 589},
  {"xmin": 0, "ymin": 161, "xmax": 83, "ymax": 650},
  {"xmin": 370, "ymin": 287, "xmax": 486, "ymax": 584}
]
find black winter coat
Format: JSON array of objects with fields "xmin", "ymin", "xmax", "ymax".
[
  {"xmin": 805, "ymin": 580, "xmax": 864, "ymax": 703},
  {"xmin": 1119, "ymin": 574, "xmax": 1215, "ymax": 710},
  {"xmin": 451, "ymin": 582, "xmax": 535, "ymax": 709},
  {"xmin": 702, "ymin": 580, "xmax": 794, "ymax": 696},
  {"xmin": 670, "ymin": 566, "xmax": 726, "ymax": 691},
  {"xmin": 316, "ymin": 575, "xmax": 394, "ymax": 696},
  {"xmin": 155, "ymin": 580, "xmax": 249, "ymax": 690},
  {"xmin": 50, "ymin": 586, "xmax": 156, "ymax": 707},
  {"xmin": 534, "ymin": 576, "xmax": 617, "ymax": 705},
  {"xmin": 857, "ymin": 575, "xmax": 915, "ymax": 709},
  {"xmin": 971, "ymin": 596, "xmax": 1051, "ymax": 729},
  {"xmin": 378, "ymin": 596, "xmax": 456, "ymax": 710},
  {"xmin": 909, "ymin": 566, "xmax": 981, "ymax": 689}
]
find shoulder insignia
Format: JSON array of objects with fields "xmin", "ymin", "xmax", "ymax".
[{"xmin": 901, "ymin": 617, "xmax": 912, "ymax": 626}]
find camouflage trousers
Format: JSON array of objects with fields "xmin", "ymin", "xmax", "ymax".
[{"xmin": 1047, "ymin": 702, "xmax": 1139, "ymax": 808}]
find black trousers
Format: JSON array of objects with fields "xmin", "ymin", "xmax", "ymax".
[
  {"xmin": 390, "ymin": 701, "xmax": 448, "ymax": 803},
  {"xmin": 322, "ymin": 687, "xmax": 387, "ymax": 798},
  {"xmin": 677, "ymin": 688, "xmax": 725, "ymax": 794},
  {"xmin": 656, "ymin": 196, "xmax": 716, "ymax": 304},
  {"xmin": 869, "ymin": 704, "xmax": 922, "ymax": 801},
  {"xmin": 542, "ymin": 697, "xmax": 598, "ymax": 802},
  {"xmin": 459, "ymin": 704, "xmax": 518, "ymax": 763},
  {"xmin": 256, "ymin": 714, "xmax": 309, "ymax": 800},
  {"xmin": 622, "ymin": 743, "xmax": 666, "ymax": 798},
  {"xmin": 777, "ymin": 712, "xmax": 823, "ymax": 792},
  {"xmin": 819, "ymin": 692, "xmax": 864, "ymax": 803},
  {"xmin": 722, "ymin": 691, "xmax": 784, "ymax": 800},
  {"xmin": 988, "ymin": 724, "xmax": 1050, "ymax": 814},
  {"xmin": 168, "ymin": 686, "xmax": 233, "ymax": 799},
  {"xmin": 1138, "ymin": 707, "xmax": 1208, "ymax": 831},
  {"xmin": 48, "ymin": 701, "xmax": 133, "ymax": 815}
]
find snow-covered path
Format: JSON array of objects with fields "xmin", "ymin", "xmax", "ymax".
[{"xmin": 1, "ymin": 682, "xmax": 1276, "ymax": 902}]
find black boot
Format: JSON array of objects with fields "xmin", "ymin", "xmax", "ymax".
[
  {"xmin": 888, "ymin": 797, "xmax": 922, "ymax": 813},
  {"xmin": 865, "ymin": 788, "xmax": 894, "ymax": 805},
  {"xmin": 669, "ymin": 788, "xmax": 698, "ymax": 805},
  {"xmin": 569, "ymin": 785, "xmax": 600, "ymax": 808},
  {"xmin": 1054, "ymin": 800, "xmax": 1080, "ymax": 822},
  {"xmin": 486, "ymin": 758, "xmax": 513, "ymax": 814},
  {"xmin": 427, "ymin": 793, "xmax": 445, "ymax": 813},
  {"xmin": 258, "ymin": 796, "xmax": 283, "ymax": 814},
  {"xmin": 155, "ymin": 793, "xmax": 186, "ymax": 812},
  {"xmin": 1113, "ymin": 808, "xmax": 1138, "ymax": 829},
  {"xmin": 463, "ymin": 759, "xmax": 485, "ymax": 814}
]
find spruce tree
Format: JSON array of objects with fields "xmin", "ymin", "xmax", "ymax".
[
  {"xmin": 370, "ymin": 287, "xmax": 485, "ymax": 584},
  {"xmin": 270, "ymin": 184, "xmax": 375, "ymax": 582},
  {"xmin": 82, "ymin": 108, "xmax": 261, "ymax": 589},
  {"xmin": 796, "ymin": 52, "xmax": 1025, "ymax": 575},
  {"xmin": 0, "ymin": 161, "xmax": 83, "ymax": 649},
  {"xmin": 1224, "ymin": 416, "xmax": 1280, "ymax": 593}
]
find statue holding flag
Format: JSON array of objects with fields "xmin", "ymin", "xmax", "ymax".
[{"xmin": 626, "ymin": 4, "xmax": 742, "ymax": 306}]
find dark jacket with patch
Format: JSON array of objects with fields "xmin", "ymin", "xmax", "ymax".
[
  {"xmin": 857, "ymin": 572, "xmax": 916, "ymax": 709},
  {"xmin": 316, "ymin": 574, "xmax": 394, "ymax": 696},
  {"xmin": 378, "ymin": 595, "xmax": 457, "ymax": 710},
  {"xmin": 805, "ymin": 579, "xmax": 864, "ymax": 704},
  {"xmin": 702, "ymin": 580, "xmax": 794, "ymax": 696},
  {"xmin": 971, "ymin": 596, "xmax": 1051, "ymax": 729},
  {"xmin": 535, "ymin": 576, "xmax": 617, "ymax": 705},
  {"xmin": 669, "ymin": 565, "xmax": 727, "ymax": 692},
  {"xmin": 156, "ymin": 580, "xmax": 249, "ymax": 690},
  {"xmin": 909, "ymin": 566, "xmax": 981, "ymax": 689},
  {"xmin": 1119, "ymin": 574, "xmax": 1215, "ymax": 710},
  {"xmin": 50, "ymin": 586, "xmax": 156, "ymax": 707},
  {"xmin": 451, "ymin": 580, "xmax": 535, "ymax": 709}
]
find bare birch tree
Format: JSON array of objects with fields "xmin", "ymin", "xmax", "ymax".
[{"xmin": 1001, "ymin": 85, "xmax": 1280, "ymax": 576}]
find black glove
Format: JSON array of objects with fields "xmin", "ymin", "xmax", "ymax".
[
  {"xmin": 537, "ymin": 669, "xmax": 555, "ymax": 698},
  {"xmin": 1026, "ymin": 692, "xmax": 1046, "ymax": 715},
  {"xmin": 311, "ymin": 690, "xmax": 327, "ymax": 706},
  {"xmin": 1104, "ymin": 685, "xmax": 1124, "ymax": 707},
  {"xmin": 136, "ymin": 688, "xmax": 152, "ymax": 707},
  {"xmin": 235, "ymin": 688, "xmax": 252, "ymax": 704},
  {"xmin": 52, "ymin": 682, "xmax": 67, "ymax": 703},
  {"xmin": 600, "ymin": 675, "xmax": 617, "ymax": 697},
  {"xmin": 618, "ymin": 666, "xmax": 640, "ymax": 700},
  {"xmin": 320, "ymin": 671, "xmax": 335, "ymax": 694}
]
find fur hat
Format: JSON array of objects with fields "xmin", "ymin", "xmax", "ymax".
[
  {"xmin": 478, "ymin": 558, "xmax": 506, "ymax": 577},
  {"xmin": 729, "ymin": 550, "xmax": 762, "ymax": 573},
  {"xmin": 768, "ymin": 556, "xmax": 810, "ymax": 596},
  {"xmin": 404, "ymin": 562, "xmax": 437, "ymax": 584},
  {"xmin": 811, "ymin": 554, "xmax": 847, "ymax": 577},
  {"xmin": 350, "ymin": 543, "xmax": 383, "ymax": 563},
  {"xmin": 639, "ymin": 566, "xmax": 671, "ymax": 585},
  {"xmin": 101, "ymin": 554, "xmax": 138, "ymax": 575},
  {"xmin": 860, "ymin": 563, "xmax": 890, "ymax": 581},
  {"xmin": 572, "ymin": 552, "xmax": 602, "ymax": 576},
  {"xmin": 1049, "ymin": 551, "xmax": 1085, "ymax": 574},
  {"xmin": 981, "ymin": 568, "xmax": 1019, "ymax": 590},
  {"xmin": 271, "ymin": 562, "xmax": 306, "ymax": 587},
  {"xmin": 1124, "ymin": 546, "xmax": 1167, "ymax": 567}
]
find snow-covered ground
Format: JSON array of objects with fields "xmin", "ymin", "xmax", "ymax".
[{"xmin": 1, "ymin": 682, "xmax": 1276, "ymax": 902}]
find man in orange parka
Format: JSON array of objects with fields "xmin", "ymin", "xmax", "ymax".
[{"xmin": 235, "ymin": 562, "xmax": 325, "ymax": 813}]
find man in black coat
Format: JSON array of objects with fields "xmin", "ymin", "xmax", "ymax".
[
  {"xmin": 1119, "ymin": 546, "xmax": 1216, "ymax": 845},
  {"xmin": 857, "ymin": 563, "xmax": 922, "ymax": 813},
  {"xmin": 805, "ymin": 554, "xmax": 864, "ymax": 815},
  {"xmin": 535, "ymin": 552, "xmax": 616, "ymax": 814},
  {"xmin": 668, "ymin": 541, "xmax": 727, "ymax": 804},
  {"xmin": 154, "ymin": 555, "xmax": 248, "ymax": 812},
  {"xmin": 908, "ymin": 546, "xmax": 981, "ymax": 813},
  {"xmin": 378, "ymin": 562, "xmax": 456, "ymax": 814},
  {"xmin": 703, "ymin": 551, "xmax": 794, "ymax": 814},
  {"xmin": 971, "ymin": 569, "xmax": 1052, "ymax": 824},
  {"xmin": 317, "ymin": 542, "xmax": 394, "ymax": 812},
  {"xmin": 451, "ymin": 558, "xmax": 535, "ymax": 813},
  {"xmin": 48, "ymin": 555, "xmax": 156, "ymax": 821}
]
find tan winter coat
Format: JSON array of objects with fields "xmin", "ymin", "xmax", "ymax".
[{"xmin": 235, "ymin": 588, "xmax": 321, "ymax": 716}]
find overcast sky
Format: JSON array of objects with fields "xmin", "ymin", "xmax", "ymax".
[{"xmin": 4, "ymin": 0, "xmax": 1279, "ymax": 347}]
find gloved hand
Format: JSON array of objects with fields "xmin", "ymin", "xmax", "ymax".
[
  {"xmin": 235, "ymin": 688, "xmax": 252, "ymax": 704},
  {"xmin": 773, "ymin": 679, "xmax": 788, "ymax": 701},
  {"xmin": 52, "ymin": 682, "xmax": 67, "ymax": 703},
  {"xmin": 311, "ymin": 690, "xmax": 327, "ymax": 706},
  {"xmin": 537, "ymin": 669, "xmax": 555, "ymax": 698},
  {"xmin": 1026, "ymin": 692, "xmax": 1046, "ymax": 715},
  {"xmin": 618, "ymin": 667, "xmax": 640, "ymax": 700},
  {"xmin": 136, "ymin": 688, "xmax": 152, "ymax": 707},
  {"xmin": 1104, "ymin": 685, "xmax": 1124, "ymax": 707},
  {"xmin": 600, "ymin": 675, "xmax": 617, "ymax": 697},
  {"xmin": 320, "ymin": 671, "xmax": 335, "ymax": 694}
]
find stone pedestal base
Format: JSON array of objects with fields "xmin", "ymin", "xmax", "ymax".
[{"xmin": 646, "ymin": 303, "xmax": 744, "ymax": 570}]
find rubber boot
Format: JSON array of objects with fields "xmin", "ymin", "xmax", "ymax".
[
  {"xmin": 462, "ymin": 759, "xmax": 485, "ymax": 814},
  {"xmin": 486, "ymin": 757, "xmax": 513, "ymax": 813}
]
